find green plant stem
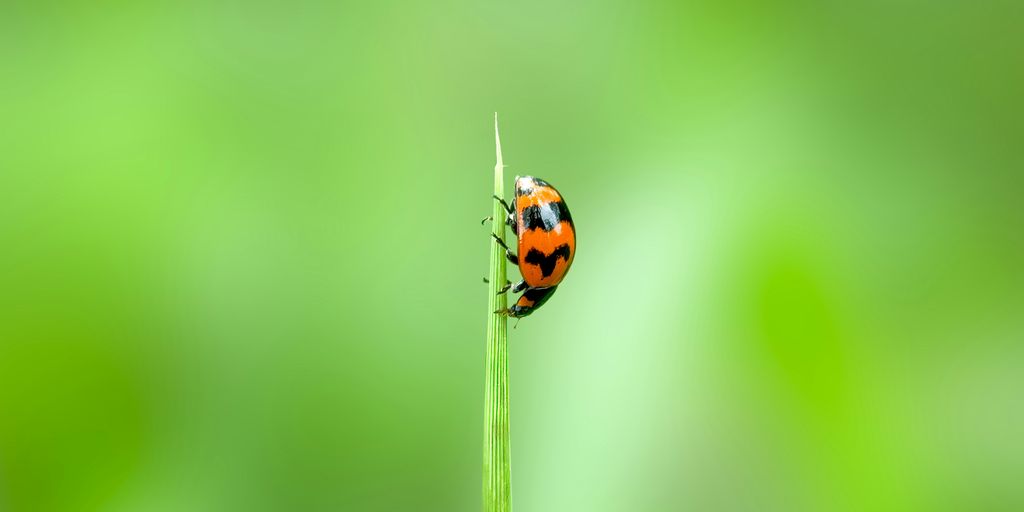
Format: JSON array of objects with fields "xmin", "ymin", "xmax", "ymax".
[{"xmin": 483, "ymin": 113, "xmax": 511, "ymax": 512}]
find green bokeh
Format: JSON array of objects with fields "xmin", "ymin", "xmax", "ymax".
[{"xmin": 1, "ymin": 1, "xmax": 1022, "ymax": 511}]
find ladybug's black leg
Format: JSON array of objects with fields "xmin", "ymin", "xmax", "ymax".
[
  {"xmin": 490, "ymin": 233, "xmax": 511, "ymax": 251},
  {"xmin": 494, "ymin": 308, "xmax": 526, "ymax": 322},
  {"xmin": 484, "ymin": 213, "xmax": 516, "ymax": 229},
  {"xmin": 496, "ymin": 279, "xmax": 528, "ymax": 295},
  {"xmin": 484, "ymin": 193, "xmax": 515, "ymax": 224},
  {"xmin": 490, "ymin": 233, "xmax": 518, "ymax": 265},
  {"xmin": 493, "ymin": 195, "xmax": 514, "ymax": 215}
]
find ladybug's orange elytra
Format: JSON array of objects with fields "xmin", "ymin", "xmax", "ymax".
[{"xmin": 491, "ymin": 175, "xmax": 575, "ymax": 318}]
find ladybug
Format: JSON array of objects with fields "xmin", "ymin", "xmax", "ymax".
[{"xmin": 490, "ymin": 175, "xmax": 576, "ymax": 317}]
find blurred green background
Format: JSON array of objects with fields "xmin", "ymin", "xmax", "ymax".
[{"xmin": 1, "ymin": 1, "xmax": 1022, "ymax": 511}]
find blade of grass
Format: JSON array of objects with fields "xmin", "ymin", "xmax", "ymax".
[{"xmin": 483, "ymin": 113, "xmax": 511, "ymax": 512}]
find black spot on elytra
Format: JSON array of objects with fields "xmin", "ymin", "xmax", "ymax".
[
  {"xmin": 521, "ymin": 201, "xmax": 572, "ymax": 232},
  {"xmin": 524, "ymin": 244, "xmax": 571, "ymax": 277}
]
